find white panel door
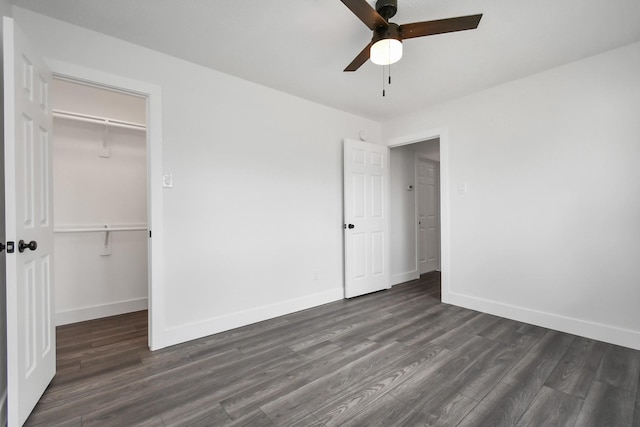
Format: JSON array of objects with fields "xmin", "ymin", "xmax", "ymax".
[
  {"xmin": 3, "ymin": 17, "xmax": 55, "ymax": 427},
  {"xmin": 343, "ymin": 139, "xmax": 390, "ymax": 298},
  {"xmin": 417, "ymin": 158, "xmax": 440, "ymax": 274}
]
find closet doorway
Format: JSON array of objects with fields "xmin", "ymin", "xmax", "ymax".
[{"xmin": 51, "ymin": 78, "xmax": 149, "ymax": 338}]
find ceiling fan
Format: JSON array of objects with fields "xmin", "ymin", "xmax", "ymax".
[{"xmin": 340, "ymin": 0, "xmax": 483, "ymax": 71}]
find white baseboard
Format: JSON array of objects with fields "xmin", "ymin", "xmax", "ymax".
[
  {"xmin": 443, "ymin": 290, "xmax": 640, "ymax": 351},
  {"xmin": 56, "ymin": 298, "xmax": 148, "ymax": 326},
  {"xmin": 391, "ymin": 270, "xmax": 419, "ymax": 286},
  {"xmin": 163, "ymin": 287, "xmax": 344, "ymax": 348}
]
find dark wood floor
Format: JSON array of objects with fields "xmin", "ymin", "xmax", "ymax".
[{"xmin": 26, "ymin": 272, "xmax": 640, "ymax": 426}]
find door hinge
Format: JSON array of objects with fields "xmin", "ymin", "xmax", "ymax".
[{"xmin": 6, "ymin": 241, "xmax": 15, "ymax": 253}]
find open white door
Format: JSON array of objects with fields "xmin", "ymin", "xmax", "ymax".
[
  {"xmin": 343, "ymin": 139, "xmax": 390, "ymax": 298},
  {"xmin": 3, "ymin": 17, "xmax": 55, "ymax": 426},
  {"xmin": 417, "ymin": 157, "xmax": 440, "ymax": 274}
]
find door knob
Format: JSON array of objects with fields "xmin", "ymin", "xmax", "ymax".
[
  {"xmin": 18, "ymin": 240, "xmax": 37, "ymax": 253},
  {"xmin": 346, "ymin": 224, "xmax": 355, "ymax": 229}
]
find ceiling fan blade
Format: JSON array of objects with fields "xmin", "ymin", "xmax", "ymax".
[
  {"xmin": 340, "ymin": 0, "xmax": 388, "ymax": 30},
  {"xmin": 344, "ymin": 42, "xmax": 372, "ymax": 72},
  {"xmin": 400, "ymin": 14, "xmax": 482, "ymax": 40}
]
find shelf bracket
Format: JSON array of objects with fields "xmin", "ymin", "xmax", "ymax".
[
  {"xmin": 99, "ymin": 124, "xmax": 111, "ymax": 158},
  {"xmin": 100, "ymin": 228, "xmax": 112, "ymax": 256}
]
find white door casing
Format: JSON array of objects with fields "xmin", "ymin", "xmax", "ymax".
[
  {"xmin": 343, "ymin": 139, "xmax": 390, "ymax": 298},
  {"xmin": 3, "ymin": 17, "xmax": 56, "ymax": 426},
  {"xmin": 417, "ymin": 157, "xmax": 440, "ymax": 274},
  {"xmin": 46, "ymin": 63, "xmax": 164, "ymax": 351}
]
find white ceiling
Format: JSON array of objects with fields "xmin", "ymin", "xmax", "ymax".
[{"xmin": 11, "ymin": 0, "xmax": 640, "ymax": 121}]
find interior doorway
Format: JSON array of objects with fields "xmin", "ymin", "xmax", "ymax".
[
  {"xmin": 51, "ymin": 77, "xmax": 150, "ymax": 339},
  {"xmin": 390, "ymin": 138, "xmax": 441, "ymax": 291}
]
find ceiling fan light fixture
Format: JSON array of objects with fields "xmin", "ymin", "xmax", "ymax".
[
  {"xmin": 370, "ymin": 22, "xmax": 402, "ymax": 66},
  {"xmin": 370, "ymin": 38, "xmax": 402, "ymax": 65}
]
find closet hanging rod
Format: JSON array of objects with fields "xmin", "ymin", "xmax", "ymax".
[
  {"xmin": 52, "ymin": 109, "xmax": 147, "ymax": 131},
  {"xmin": 54, "ymin": 225, "xmax": 147, "ymax": 233}
]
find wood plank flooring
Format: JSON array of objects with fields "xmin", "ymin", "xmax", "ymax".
[{"xmin": 25, "ymin": 273, "xmax": 640, "ymax": 426}]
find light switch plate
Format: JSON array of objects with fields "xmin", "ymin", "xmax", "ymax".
[
  {"xmin": 163, "ymin": 173, "xmax": 173, "ymax": 188},
  {"xmin": 458, "ymin": 182, "xmax": 467, "ymax": 194}
]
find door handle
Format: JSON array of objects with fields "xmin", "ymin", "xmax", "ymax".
[
  {"xmin": 343, "ymin": 224, "xmax": 355, "ymax": 229},
  {"xmin": 18, "ymin": 240, "xmax": 37, "ymax": 253}
]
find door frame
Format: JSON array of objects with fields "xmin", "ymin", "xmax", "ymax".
[
  {"xmin": 415, "ymin": 155, "xmax": 440, "ymax": 274},
  {"xmin": 46, "ymin": 59, "xmax": 165, "ymax": 350},
  {"xmin": 386, "ymin": 128, "xmax": 450, "ymax": 301}
]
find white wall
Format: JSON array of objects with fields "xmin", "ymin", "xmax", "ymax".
[
  {"xmin": 1, "ymin": 2, "xmax": 13, "ymax": 423},
  {"xmin": 383, "ymin": 41, "xmax": 640, "ymax": 350},
  {"xmin": 13, "ymin": 8, "xmax": 381, "ymax": 348},
  {"xmin": 18, "ymin": 6, "xmax": 639, "ymax": 354},
  {"xmin": 52, "ymin": 80, "xmax": 148, "ymax": 325},
  {"xmin": 390, "ymin": 145, "xmax": 418, "ymax": 285}
]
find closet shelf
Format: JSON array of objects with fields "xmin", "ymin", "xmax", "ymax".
[
  {"xmin": 53, "ymin": 109, "xmax": 147, "ymax": 131},
  {"xmin": 54, "ymin": 225, "xmax": 147, "ymax": 233}
]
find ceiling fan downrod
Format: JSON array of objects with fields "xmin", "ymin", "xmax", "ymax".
[{"xmin": 376, "ymin": 0, "xmax": 397, "ymax": 21}]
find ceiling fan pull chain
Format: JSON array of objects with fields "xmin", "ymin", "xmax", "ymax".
[
  {"xmin": 382, "ymin": 64, "xmax": 392, "ymax": 97},
  {"xmin": 388, "ymin": 42, "xmax": 392, "ymax": 85},
  {"xmin": 382, "ymin": 64, "xmax": 386, "ymax": 97}
]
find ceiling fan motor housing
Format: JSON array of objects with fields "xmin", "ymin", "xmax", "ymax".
[
  {"xmin": 376, "ymin": 0, "xmax": 398, "ymax": 21},
  {"xmin": 372, "ymin": 22, "xmax": 401, "ymax": 44}
]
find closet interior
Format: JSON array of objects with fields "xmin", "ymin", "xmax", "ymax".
[{"xmin": 52, "ymin": 78, "xmax": 149, "ymax": 326}]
